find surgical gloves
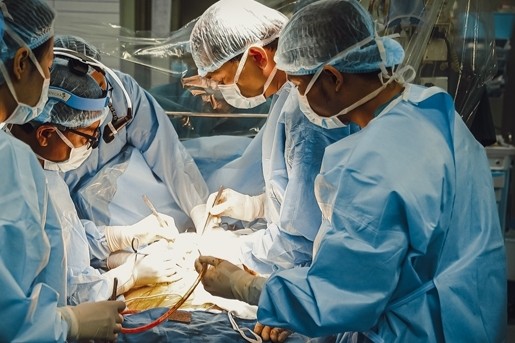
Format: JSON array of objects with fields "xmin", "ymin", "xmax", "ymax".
[
  {"xmin": 195, "ymin": 255, "xmax": 267, "ymax": 305},
  {"xmin": 209, "ymin": 188, "xmax": 266, "ymax": 222},
  {"xmin": 58, "ymin": 300, "xmax": 125, "ymax": 341},
  {"xmin": 105, "ymin": 213, "xmax": 178, "ymax": 252},
  {"xmin": 105, "ymin": 240, "xmax": 179, "ymax": 294},
  {"xmin": 190, "ymin": 203, "xmax": 218, "ymax": 234}
]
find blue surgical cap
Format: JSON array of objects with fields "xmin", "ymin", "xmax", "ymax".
[
  {"xmin": 275, "ymin": 0, "xmax": 405, "ymax": 75},
  {"xmin": 190, "ymin": 0, "xmax": 288, "ymax": 77},
  {"xmin": 33, "ymin": 58, "xmax": 107, "ymax": 128},
  {"xmin": 54, "ymin": 35, "xmax": 102, "ymax": 61},
  {"xmin": 0, "ymin": 0, "xmax": 55, "ymax": 62}
]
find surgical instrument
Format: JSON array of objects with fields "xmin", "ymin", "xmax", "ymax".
[
  {"xmin": 143, "ymin": 194, "xmax": 167, "ymax": 228},
  {"xmin": 109, "ymin": 277, "xmax": 118, "ymax": 301},
  {"xmin": 201, "ymin": 185, "xmax": 224, "ymax": 234}
]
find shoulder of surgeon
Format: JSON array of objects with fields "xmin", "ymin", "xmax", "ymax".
[
  {"xmin": 109, "ymin": 69, "xmax": 137, "ymax": 96},
  {"xmin": 0, "ymin": 130, "xmax": 46, "ymax": 176}
]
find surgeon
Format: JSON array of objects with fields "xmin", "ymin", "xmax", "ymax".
[
  {"xmin": 9, "ymin": 56, "xmax": 180, "ymax": 305},
  {"xmin": 191, "ymin": 0, "xmax": 357, "ymax": 273},
  {"xmin": 195, "ymin": 0, "xmax": 506, "ymax": 342},
  {"xmin": 53, "ymin": 35, "xmax": 212, "ymax": 233},
  {"xmin": 0, "ymin": 0, "xmax": 124, "ymax": 342}
]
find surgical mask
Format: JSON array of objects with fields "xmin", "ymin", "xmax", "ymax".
[
  {"xmin": 0, "ymin": 26, "xmax": 50, "ymax": 125},
  {"xmin": 218, "ymin": 48, "xmax": 278, "ymax": 109},
  {"xmin": 297, "ymin": 34, "xmax": 415, "ymax": 129},
  {"xmin": 40, "ymin": 129, "xmax": 92, "ymax": 172}
]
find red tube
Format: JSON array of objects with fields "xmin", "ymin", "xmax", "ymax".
[{"xmin": 121, "ymin": 267, "xmax": 206, "ymax": 334}]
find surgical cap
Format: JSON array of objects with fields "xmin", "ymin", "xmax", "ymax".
[
  {"xmin": 0, "ymin": 0, "xmax": 55, "ymax": 62},
  {"xmin": 33, "ymin": 58, "xmax": 106, "ymax": 128},
  {"xmin": 190, "ymin": 0, "xmax": 288, "ymax": 76},
  {"xmin": 275, "ymin": 0, "xmax": 405, "ymax": 75},
  {"xmin": 54, "ymin": 35, "xmax": 102, "ymax": 61}
]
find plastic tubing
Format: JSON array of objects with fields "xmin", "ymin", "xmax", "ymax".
[{"xmin": 121, "ymin": 266, "xmax": 206, "ymax": 334}]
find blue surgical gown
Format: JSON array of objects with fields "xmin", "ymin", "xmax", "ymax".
[
  {"xmin": 215, "ymin": 84, "xmax": 357, "ymax": 273},
  {"xmin": 45, "ymin": 170, "xmax": 113, "ymax": 305},
  {"xmin": 64, "ymin": 71, "xmax": 209, "ymax": 224},
  {"xmin": 0, "ymin": 131, "xmax": 69, "ymax": 342},
  {"xmin": 258, "ymin": 85, "xmax": 506, "ymax": 342}
]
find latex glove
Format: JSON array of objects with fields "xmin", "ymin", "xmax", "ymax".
[
  {"xmin": 107, "ymin": 240, "xmax": 180, "ymax": 294},
  {"xmin": 209, "ymin": 189, "xmax": 266, "ymax": 222},
  {"xmin": 131, "ymin": 240, "xmax": 179, "ymax": 287},
  {"xmin": 106, "ymin": 250, "xmax": 133, "ymax": 270},
  {"xmin": 58, "ymin": 300, "xmax": 125, "ymax": 341},
  {"xmin": 105, "ymin": 213, "xmax": 179, "ymax": 252},
  {"xmin": 190, "ymin": 204, "xmax": 219, "ymax": 234},
  {"xmin": 254, "ymin": 323, "xmax": 292, "ymax": 343},
  {"xmin": 194, "ymin": 255, "xmax": 267, "ymax": 305}
]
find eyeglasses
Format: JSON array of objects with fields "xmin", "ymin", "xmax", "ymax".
[
  {"xmin": 53, "ymin": 48, "xmax": 133, "ymax": 144},
  {"xmin": 59, "ymin": 126, "xmax": 101, "ymax": 149}
]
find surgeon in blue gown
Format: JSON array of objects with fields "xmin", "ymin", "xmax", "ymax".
[
  {"xmin": 0, "ymin": 1, "xmax": 124, "ymax": 341},
  {"xmin": 53, "ymin": 35, "xmax": 211, "ymax": 232},
  {"xmin": 191, "ymin": 0, "xmax": 358, "ymax": 273},
  {"xmin": 10, "ymin": 57, "xmax": 180, "ymax": 305},
  {"xmin": 195, "ymin": 1, "xmax": 506, "ymax": 342}
]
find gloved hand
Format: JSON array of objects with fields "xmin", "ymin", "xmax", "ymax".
[
  {"xmin": 131, "ymin": 240, "xmax": 179, "ymax": 287},
  {"xmin": 208, "ymin": 189, "xmax": 266, "ymax": 222},
  {"xmin": 194, "ymin": 255, "xmax": 267, "ymax": 305},
  {"xmin": 106, "ymin": 240, "xmax": 180, "ymax": 294},
  {"xmin": 254, "ymin": 323, "xmax": 292, "ymax": 343},
  {"xmin": 106, "ymin": 250, "xmax": 133, "ymax": 270},
  {"xmin": 105, "ymin": 213, "xmax": 179, "ymax": 252},
  {"xmin": 190, "ymin": 204, "xmax": 219, "ymax": 235},
  {"xmin": 58, "ymin": 300, "xmax": 125, "ymax": 341}
]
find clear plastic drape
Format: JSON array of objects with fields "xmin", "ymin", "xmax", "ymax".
[
  {"xmin": 54, "ymin": 0, "xmax": 497, "ymax": 134},
  {"xmin": 368, "ymin": 0, "xmax": 497, "ymax": 126}
]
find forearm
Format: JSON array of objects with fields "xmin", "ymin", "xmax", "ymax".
[
  {"xmin": 231, "ymin": 272, "xmax": 268, "ymax": 306},
  {"xmin": 83, "ymin": 220, "xmax": 111, "ymax": 260}
]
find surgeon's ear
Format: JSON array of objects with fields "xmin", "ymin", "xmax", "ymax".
[
  {"xmin": 11, "ymin": 47, "xmax": 31, "ymax": 81},
  {"xmin": 323, "ymin": 65, "xmax": 344, "ymax": 93},
  {"xmin": 248, "ymin": 47, "xmax": 268, "ymax": 70},
  {"xmin": 35, "ymin": 125, "xmax": 57, "ymax": 147}
]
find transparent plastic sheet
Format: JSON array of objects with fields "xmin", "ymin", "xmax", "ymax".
[
  {"xmin": 55, "ymin": 0, "xmax": 496, "ymax": 133},
  {"xmin": 366, "ymin": 0, "xmax": 445, "ymax": 75},
  {"xmin": 50, "ymin": 3, "xmax": 302, "ymax": 139},
  {"xmin": 446, "ymin": 0, "xmax": 498, "ymax": 126},
  {"xmin": 74, "ymin": 146, "xmax": 194, "ymax": 231},
  {"xmin": 368, "ymin": 0, "xmax": 497, "ymax": 126}
]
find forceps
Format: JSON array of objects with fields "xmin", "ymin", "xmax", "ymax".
[{"xmin": 201, "ymin": 186, "xmax": 224, "ymax": 234}]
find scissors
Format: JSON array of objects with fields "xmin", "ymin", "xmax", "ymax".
[{"xmin": 201, "ymin": 186, "xmax": 224, "ymax": 234}]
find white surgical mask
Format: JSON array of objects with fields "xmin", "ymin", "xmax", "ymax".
[
  {"xmin": 218, "ymin": 48, "xmax": 277, "ymax": 109},
  {"xmin": 40, "ymin": 129, "xmax": 92, "ymax": 172},
  {"xmin": 297, "ymin": 34, "xmax": 415, "ymax": 129},
  {"xmin": 0, "ymin": 26, "xmax": 50, "ymax": 125},
  {"xmin": 298, "ymin": 88, "xmax": 347, "ymax": 129}
]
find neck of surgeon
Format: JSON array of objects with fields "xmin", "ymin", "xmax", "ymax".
[{"xmin": 344, "ymin": 74, "xmax": 404, "ymax": 128}]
